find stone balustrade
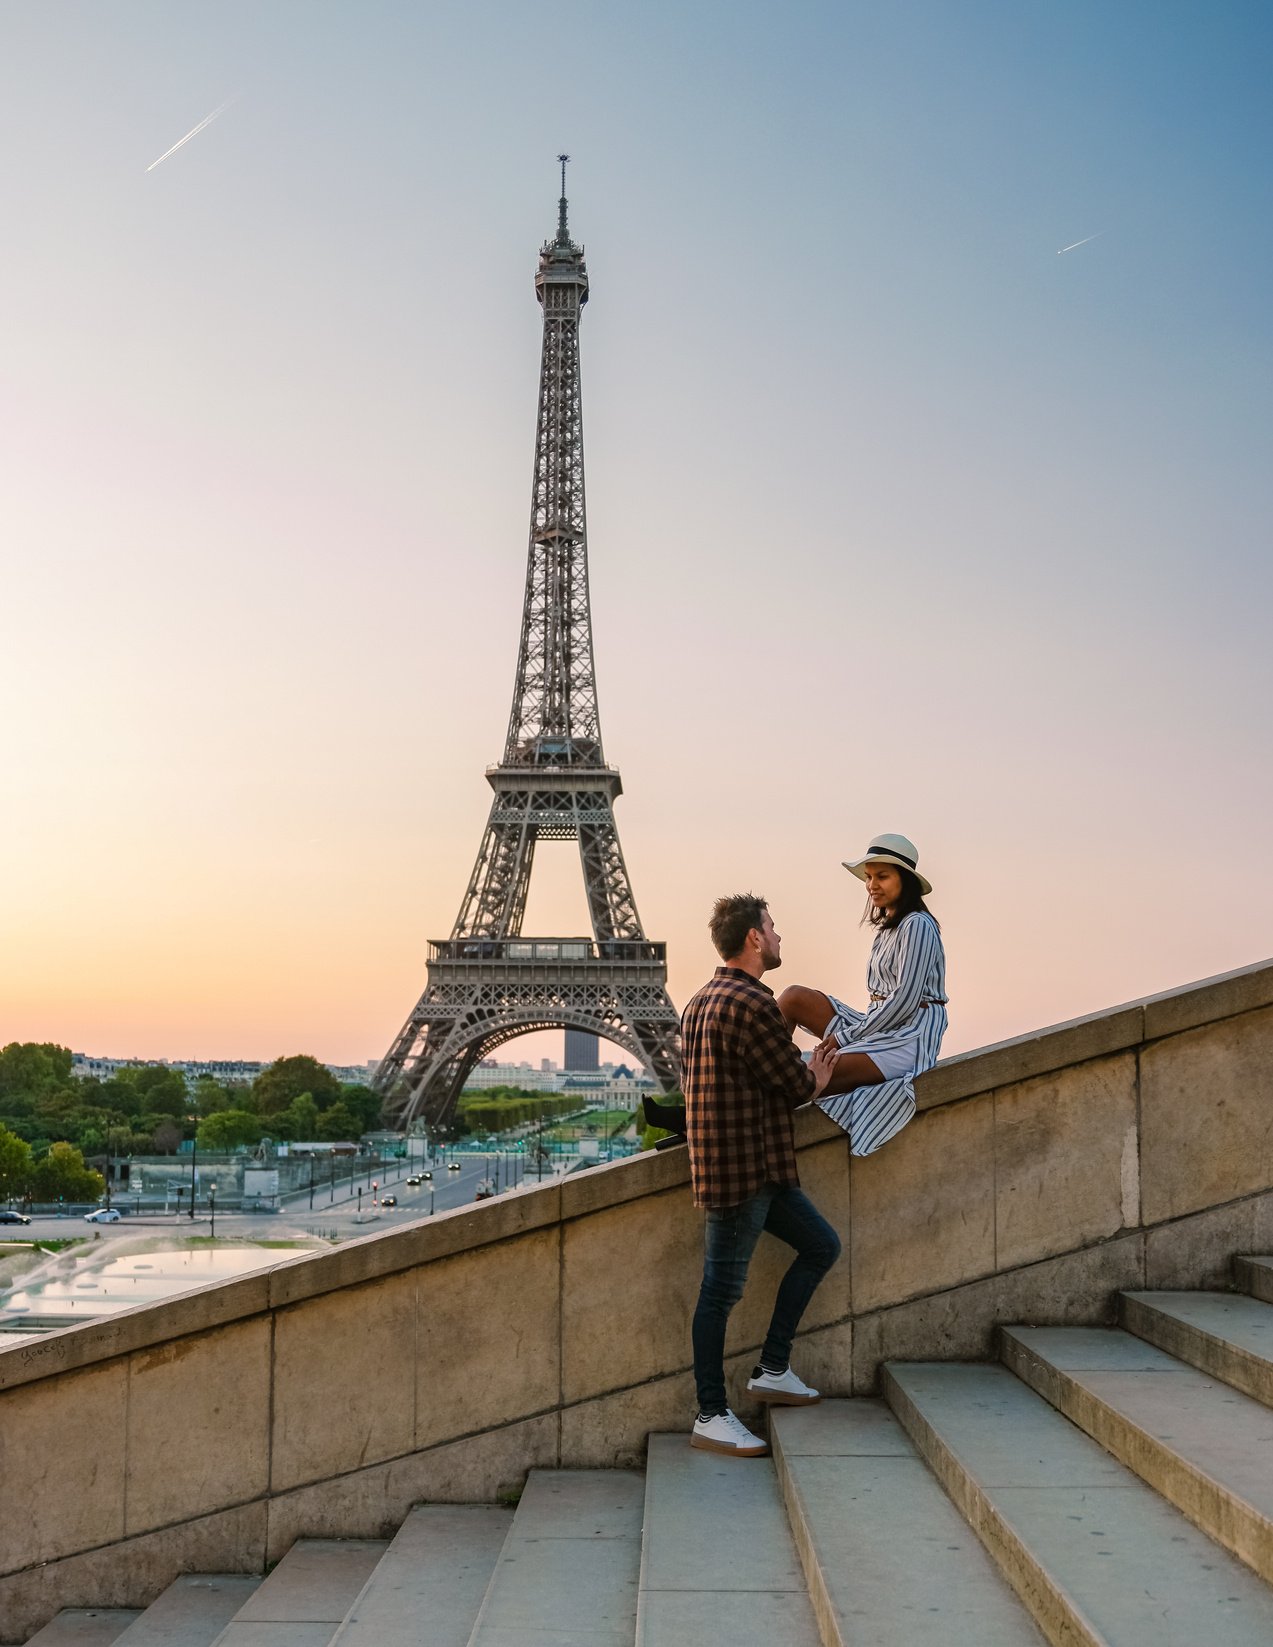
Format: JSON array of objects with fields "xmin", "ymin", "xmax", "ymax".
[{"xmin": 2, "ymin": 958, "xmax": 1271, "ymax": 1640}]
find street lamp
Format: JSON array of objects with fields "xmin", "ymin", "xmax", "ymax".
[{"xmin": 209, "ymin": 1183, "xmax": 217, "ymax": 1240}]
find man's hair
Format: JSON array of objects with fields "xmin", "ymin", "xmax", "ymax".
[{"xmin": 709, "ymin": 893, "xmax": 768, "ymax": 960}]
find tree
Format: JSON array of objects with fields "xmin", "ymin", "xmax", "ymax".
[
  {"xmin": 274, "ymin": 1093, "xmax": 319, "ymax": 1142},
  {"xmin": 106, "ymin": 1123, "xmax": 134, "ymax": 1156},
  {"xmin": 315, "ymin": 1101, "xmax": 357, "ymax": 1142},
  {"xmin": 32, "ymin": 1086, "xmax": 90, "ymax": 1137},
  {"xmin": 253, "ymin": 1056, "xmax": 342, "ymax": 1115},
  {"xmin": 0, "ymin": 1124, "xmax": 33, "ymax": 1202},
  {"xmin": 150, "ymin": 1119, "xmax": 183, "ymax": 1154},
  {"xmin": 101, "ymin": 1074, "xmax": 143, "ymax": 1119},
  {"xmin": 0, "ymin": 1042, "xmax": 74, "ymax": 1101},
  {"xmin": 339, "ymin": 1084, "xmax": 383, "ymax": 1131},
  {"xmin": 196, "ymin": 1110, "xmax": 264, "ymax": 1150},
  {"xmin": 107, "ymin": 1065, "xmax": 189, "ymax": 1121},
  {"xmin": 31, "ymin": 1141, "xmax": 104, "ymax": 1205},
  {"xmin": 193, "ymin": 1075, "xmax": 244, "ymax": 1118}
]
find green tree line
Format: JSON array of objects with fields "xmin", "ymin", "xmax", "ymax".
[
  {"xmin": 455, "ymin": 1089, "xmax": 583, "ymax": 1135},
  {"xmin": 0, "ymin": 1044, "xmax": 385, "ymax": 1201},
  {"xmin": 0, "ymin": 1129, "xmax": 104, "ymax": 1206}
]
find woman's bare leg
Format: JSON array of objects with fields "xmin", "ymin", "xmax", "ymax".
[
  {"xmin": 776, "ymin": 985, "xmax": 836, "ymax": 1035},
  {"xmin": 819, "ymin": 1052, "xmax": 886, "ymax": 1096}
]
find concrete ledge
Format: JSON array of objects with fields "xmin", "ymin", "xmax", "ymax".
[
  {"xmin": 4, "ymin": 956, "xmax": 1273, "ymax": 1640},
  {"xmin": 0, "ymin": 1271, "xmax": 274, "ymax": 1395},
  {"xmin": 916, "ymin": 1004, "xmax": 1145, "ymax": 1109},
  {"xmin": 560, "ymin": 1143, "xmax": 690, "ymax": 1218},
  {"xmin": 5, "ymin": 958, "xmax": 1269, "ymax": 1400},
  {"xmin": 1143, "ymin": 958, "xmax": 1273, "ymax": 1040},
  {"xmin": 266, "ymin": 1179, "xmax": 562, "ymax": 1308}
]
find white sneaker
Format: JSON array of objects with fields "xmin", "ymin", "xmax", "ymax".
[
  {"xmin": 690, "ymin": 1408, "xmax": 770, "ymax": 1456},
  {"xmin": 745, "ymin": 1365, "xmax": 821, "ymax": 1406}
]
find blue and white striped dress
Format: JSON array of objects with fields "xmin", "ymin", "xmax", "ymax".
[{"xmin": 815, "ymin": 911, "xmax": 948, "ymax": 1157}]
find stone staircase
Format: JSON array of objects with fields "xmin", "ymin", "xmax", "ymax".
[{"xmin": 21, "ymin": 1257, "xmax": 1273, "ymax": 1647}]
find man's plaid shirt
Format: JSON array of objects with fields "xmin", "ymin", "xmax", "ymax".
[{"xmin": 681, "ymin": 966, "xmax": 817, "ymax": 1209}]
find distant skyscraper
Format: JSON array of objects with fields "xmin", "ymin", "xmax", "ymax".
[{"xmin": 565, "ymin": 1028, "xmax": 599, "ymax": 1071}]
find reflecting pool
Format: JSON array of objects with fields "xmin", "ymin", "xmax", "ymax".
[{"xmin": 0, "ymin": 1243, "xmax": 313, "ymax": 1335}]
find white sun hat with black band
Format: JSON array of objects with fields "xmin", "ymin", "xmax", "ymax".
[{"xmin": 843, "ymin": 833, "xmax": 932, "ymax": 896}]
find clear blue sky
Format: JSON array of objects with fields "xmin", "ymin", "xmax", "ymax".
[{"xmin": 2, "ymin": 1, "xmax": 1270, "ymax": 1064}]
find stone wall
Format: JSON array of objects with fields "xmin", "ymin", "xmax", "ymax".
[{"xmin": 2, "ymin": 959, "xmax": 1271, "ymax": 1640}]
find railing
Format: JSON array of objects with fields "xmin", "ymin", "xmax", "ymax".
[{"xmin": 430, "ymin": 937, "xmax": 666, "ymax": 965}]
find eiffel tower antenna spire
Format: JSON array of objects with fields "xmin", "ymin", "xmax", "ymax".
[
  {"xmin": 557, "ymin": 152, "xmax": 570, "ymax": 243},
  {"xmin": 375, "ymin": 172, "xmax": 680, "ymax": 1130}
]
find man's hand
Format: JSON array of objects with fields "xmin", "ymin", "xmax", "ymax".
[{"xmin": 809, "ymin": 1038, "xmax": 840, "ymax": 1099}]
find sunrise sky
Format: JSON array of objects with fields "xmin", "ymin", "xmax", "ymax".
[{"xmin": 3, "ymin": 1, "xmax": 1271, "ymax": 1070}]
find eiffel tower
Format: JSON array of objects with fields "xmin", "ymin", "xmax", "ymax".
[{"xmin": 376, "ymin": 161, "xmax": 680, "ymax": 1131}]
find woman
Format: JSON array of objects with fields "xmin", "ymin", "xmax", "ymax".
[{"xmin": 777, "ymin": 833, "xmax": 947, "ymax": 1157}]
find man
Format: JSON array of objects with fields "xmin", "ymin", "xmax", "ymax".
[{"xmin": 682, "ymin": 893, "xmax": 841, "ymax": 1457}]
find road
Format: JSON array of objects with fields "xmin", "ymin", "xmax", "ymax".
[
  {"xmin": 286, "ymin": 1153, "xmax": 544, "ymax": 1235},
  {"xmin": 1, "ymin": 1151, "xmax": 564, "ymax": 1247}
]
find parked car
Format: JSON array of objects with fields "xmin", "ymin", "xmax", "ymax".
[
  {"xmin": 0, "ymin": 1209, "xmax": 32, "ymax": 1226},
  {"xmin": 380, "ymin": 1195, "xmax": 397, "ymax": 1208},
  {"xmin": 84, "ymin": 1208, "xmax": 122, "ymax": 1224}
]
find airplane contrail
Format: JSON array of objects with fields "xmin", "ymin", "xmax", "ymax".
[
  {"xmin": 145, "ymin": 97, "xmax": 236, "ymax": 172},
  {"xmin": 1057, "ymin": 231, "xmax": 1105, "ymax": 255}
]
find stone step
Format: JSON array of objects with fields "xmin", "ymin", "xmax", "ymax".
[
  {"xmin": 24, "ymin": 1613, "xmax": 142, "ymax": 1647},
  {"xmin": 1001, "ymin": 1325, "xmax": 1273, "ymax": 1584},
  {"xmin": 636, "ymin": 1432, "xmax": 818, "ymax": 1647},
  {"xmin": 465, "ymin": 1469, "xmax": 644, "ymax": 1647},
  {"xmin": 884, "ymin": 1359, "xmax": 1273, "ymax": 1645},
  {"xmin": 1235, "ymin": 1256, "xmax": 1273, "ymax": 1305},
  {"xmin": 208, "ymin": 1540, "xmax": 388, "ymax": 1647},
  {"xmin": 770, "ymin": 1401, "xmax": 1045, "ymax": 1645},
  {"xmin": 329, "ymin": 1506, "xmax": 512, "ymax": 1647},
  {"xmin": 112, "ymin": 1576, "xmax": 262, "ymax": 1647},
  {"xmin": 1120, "ymin": 1290, "xmax": 1273, "ymax": 1407}
]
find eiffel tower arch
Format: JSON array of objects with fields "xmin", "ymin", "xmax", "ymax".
[{"xmin": 375, "ymin": 162, "xmax": 680, "ymax": 1131}]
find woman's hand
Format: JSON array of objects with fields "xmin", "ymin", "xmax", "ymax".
[{"xmin": 809, "ymin": 1038, "xmax": 840, "ymax": 1099}]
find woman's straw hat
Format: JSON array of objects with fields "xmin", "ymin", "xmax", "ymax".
[{"xmin": 843, "ymin": 833, "xmax": 932, "ymax": 896}]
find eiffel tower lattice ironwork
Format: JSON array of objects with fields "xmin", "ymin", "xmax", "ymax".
[{"xmin": 375, "ymin": 163, "xmax": 680, "ymax": 1130}]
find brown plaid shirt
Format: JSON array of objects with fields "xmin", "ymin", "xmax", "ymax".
[{"xmin": 681, "ymin": 966, "xmax": 817, "ymax": 1209}]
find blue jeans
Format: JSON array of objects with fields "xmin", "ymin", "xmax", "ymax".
[{"xmin": 691, "ymin": 1184, "xmax": 841, "ymax": 1416}]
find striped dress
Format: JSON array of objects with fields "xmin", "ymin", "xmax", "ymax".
[{"xmin": 815, "ymin": 910, "xmax": 948, "ymax": 1157}]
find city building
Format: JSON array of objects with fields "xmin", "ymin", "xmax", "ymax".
[{"xmin": 70, "ymin": 1054, "xmax": 377, "ymax": 1089}]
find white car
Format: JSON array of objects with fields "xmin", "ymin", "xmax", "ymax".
[{"xmin": 84, "ymin": 1208, "xmax": 122, "ymax": 1223}]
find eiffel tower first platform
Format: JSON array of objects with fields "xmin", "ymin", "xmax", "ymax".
[{"xmin": 375, "ymin": 163, "xmax": 680, "ymax": 1130}]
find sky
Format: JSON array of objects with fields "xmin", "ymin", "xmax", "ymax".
[{"xmin": 2, "ymin": 1, "xmax": 1271, "ymax": 1071}]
